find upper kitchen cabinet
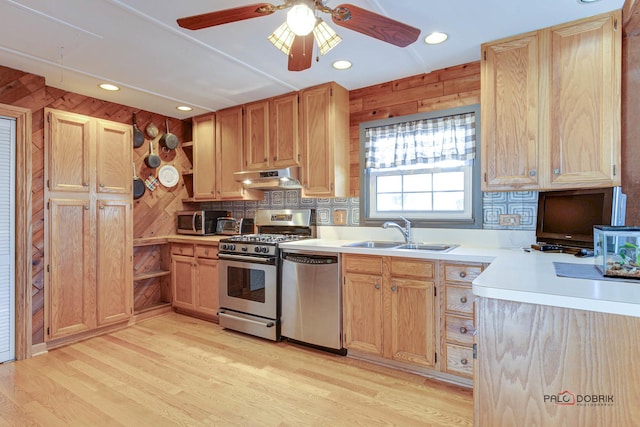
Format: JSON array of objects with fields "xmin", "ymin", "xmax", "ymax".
[
  {"xmin": 299, "ymin": 82, "xmax": 350, "ymax": 197},
  {"xmin": 191, "ymin": 111, "xmax": 262, "ymax": 201},
  {"xmin": 244, "ymin": 92, "xmax": 300, "ymax": 171},
  {"xmin": 47, "ymin": 110, "xmax": 131, "ymax": 195},
  {"xmin": 481, "ymin": 11, "xmax": 621, "ymax": 191}
]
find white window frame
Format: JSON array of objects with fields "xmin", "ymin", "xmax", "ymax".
[{"xmin": 359, "ymin": 105, "xmax": 482, "ymax": 228}]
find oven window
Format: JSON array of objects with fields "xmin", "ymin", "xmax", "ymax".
[{"xmin": 226, "ymin": 266, "xmax": 266, "ymax": 303}]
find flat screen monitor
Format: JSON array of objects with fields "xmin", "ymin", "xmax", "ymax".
[{"xmin": 536, "ymin": 187, "xmax": 626, "ymax": 248}]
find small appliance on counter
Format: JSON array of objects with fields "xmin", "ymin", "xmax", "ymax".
[
  {"xmin": 216, "ymin": 217, "xmax": 254, "ymax": 236},
  {"xmin": 176, "ymin": 210, "xmax": 229, "ymax": 235}
]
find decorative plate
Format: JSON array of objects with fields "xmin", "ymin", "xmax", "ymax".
[{"xmin": 157, "ymin": 164, "xmax": 179, "ymax": 188}]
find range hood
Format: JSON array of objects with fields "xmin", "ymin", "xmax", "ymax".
[{"xmin": 233, "ymin": 168, "xmax": 302, "ymax": 190}]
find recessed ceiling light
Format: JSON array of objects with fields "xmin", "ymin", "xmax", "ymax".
[
  {"xmin": 332, "ymin": 60, "xmax": 352, "ymax": 70},
  {"xmin": 176, "ymin": 105, "xmax": 193, "ymax": 112},
  {"xmin": 424, "ymin": 32, "xmax": 448, "ymax": 45},
  {"xmin": 98, "ymin": 83, "xmax": 120, "ymax": 91}
]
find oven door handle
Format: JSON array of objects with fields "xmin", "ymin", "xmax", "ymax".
[
  {"xmin": 218, "ymin": 254, "xmax": 274, "ymax": 264},
  {"xmin": 217, "ymin": 311, "xmax": 275, "ymax": 328}
]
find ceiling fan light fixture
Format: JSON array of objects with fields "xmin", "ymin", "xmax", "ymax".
[
  {"xmin": 268, "ymin": 21, "xmax": 296, "ymax": 55},
  {"xmin": 313, "ymin": 20, "xmax": 342, "ymax": 55},
  {"xmin": 287, "ymin": 1, "xmax": 316, "ymax": 36},
  {"xmin": 424, "ymin": 32, "xmax": 448, "ymax": 45}
]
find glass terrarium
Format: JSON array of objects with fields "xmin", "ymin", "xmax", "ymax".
[{"xmin": 594, "ymin": 226, "xmax": 640, "ymax": 279}]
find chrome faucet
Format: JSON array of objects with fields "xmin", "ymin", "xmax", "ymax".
[{"xmin": 382, "ymin": 216, "xmax": 412, "ymax": 243}]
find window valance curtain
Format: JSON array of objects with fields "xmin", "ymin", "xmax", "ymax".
[{"xmin": 364, "ymin": 112, "xmax": 477, "ymax": 169}]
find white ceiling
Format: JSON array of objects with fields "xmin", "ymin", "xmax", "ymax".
[{"xmin": 0, "ymin": 0, "xmax": 625, "ymax": 119}]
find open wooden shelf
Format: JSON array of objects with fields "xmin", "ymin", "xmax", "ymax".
[
  {"xmin": 134, "ymin": 269, "xmax": 171, "ymax": 281},
  {"xmin": 134, "ymin": 237, "xmax": 169, "ymax": 247}
]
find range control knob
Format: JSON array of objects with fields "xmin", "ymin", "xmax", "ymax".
[
  {"xmin": 254, "ymin": 246, "xmax": 262, "ymax": 253},
  {"xmin": 241, "ymin": 246, "xmax": 248, "ymax": 252},
  {"xmin": 261, "ymin": 247, "xmax": 270, "ymax": 253}
]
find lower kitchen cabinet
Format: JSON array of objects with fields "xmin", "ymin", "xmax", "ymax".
[
  {"xmin": 342, "ymin": 254, "xmax": 436, "ymax": 369},
  {"xmin": 171, "ymin": 243, "xmax": 219, "ymax": 320},
  {"xmin": 440, "ymin": 261, "xmax": 486, "ymax": 379}
]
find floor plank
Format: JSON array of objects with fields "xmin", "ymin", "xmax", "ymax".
[{"xmin": 0, "ymin": 313, "xmax": 473, "ymax": 426}]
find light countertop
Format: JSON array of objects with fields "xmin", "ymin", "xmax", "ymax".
[{"xmin": 279, "ymin": 238, "xmax": 640, "ymax": 318}]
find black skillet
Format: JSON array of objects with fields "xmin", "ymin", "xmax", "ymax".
[
  {"xmin": 160, "ymin": 118, "xmax": 179, "ymax": 150},
  {"xmin": 132, "ymin": 112, "xmax": 144, "ymax": 148},
  {"xmin": 133, "ymin": 162, "xmax": 145, "ymax": 199}
]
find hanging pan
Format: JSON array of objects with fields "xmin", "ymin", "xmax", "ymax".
[
  {"xmin": 132, "ymin": 162, "xmax": 145, "ymax": 199},
  {"xmin": 132, "ymin": 112, "xmax": 144, "ymax": 148},
  {"xmin": 160, "ymin": 118, "xmax": 179, "ymax": 150},
  {"xmin": 145, "ymin": 140, "xmax": 161, "ymax": 168}
]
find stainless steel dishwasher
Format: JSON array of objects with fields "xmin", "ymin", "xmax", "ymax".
[{"xmin": 280, "ymin": 249, "xmax": 345, "ymax": 354}]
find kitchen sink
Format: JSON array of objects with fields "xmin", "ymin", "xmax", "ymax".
[
  {"xmin": 344, "ymin": 241, "xmax": 405, "ymax": 249},
  {"xmin": 394, "ymin": 243, "xmax": 459, "ymax": 252},
  {"xmin": 344, "ymin": 241, "xmax": 458, "ymax": 252}
]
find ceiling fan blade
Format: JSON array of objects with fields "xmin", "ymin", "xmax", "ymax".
[
  {"xmin": 331, "ymin": 4, "xmax": 420, "ymax": 47},
  {"xmin": 288, "ymin": 33, "xmax": 314, "ymax": 71},
  {"xmin": 177, "ymin": 3, "xmax": 275, "ymax": 30}
]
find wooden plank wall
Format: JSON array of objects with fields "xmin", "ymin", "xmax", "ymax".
[
  {"xmin": 348, "ymin": 62, "xmax": 481, "ymax": 195},
  {"xmin": 0, "ymin": 64, "xmax": 193, "ymax": 344}
]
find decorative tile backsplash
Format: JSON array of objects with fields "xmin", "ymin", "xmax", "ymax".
[{"xmin": 203, "ymin": 190, "xmax": 537, "ymax": 230}]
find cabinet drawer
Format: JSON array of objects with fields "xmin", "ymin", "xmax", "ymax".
[
  {"xmin": 445, "ymin": 343, "xmax": 474, "ymax": 378},
  {"xmin": 343, "ymin": 255, "xmax": 383, "ymax": 275},
  {"xmin": 390, "ymin": 258, "xmax": 434, "ymax": 279},
  {"xmin": 445, "ymin": 314, "xmax": 475, "ymax": 346},
  {"xmin": 172, "ymin": 243, "xmax": 194, "ymax": 256},
  {"xmin": 195, "ymin": 245, "xmax": 218, "ymax": 259},
  {"xmin": 445, "ymin": 285, "xmax": 474, "ymax": 315},
  {"xmin": 444, "ymin": 263, "xmax": 483, "ymax": 284}
]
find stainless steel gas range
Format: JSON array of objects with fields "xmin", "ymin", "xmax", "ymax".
[{"xmin": 217, "ymin": 209, "xmax": 315, "ymax": 340}]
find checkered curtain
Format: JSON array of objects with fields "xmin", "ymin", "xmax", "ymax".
[{"xmin": 364, "ymin": 112, "xmax": 477, "ymax": 169}]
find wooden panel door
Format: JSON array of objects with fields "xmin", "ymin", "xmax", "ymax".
[
  {"xmin": 481, "ymin": 32, "xmax": 540, "ymax": 190},
  {"xmin": 192, "ymin": 114, "xmax": 217, "ymax": 200},
  {"xmin": 300, "ymin": 84, "xmax": 334, "ymax": 196},
  {"xmin": 216, "ymin": 106, "xmax": 246, "ymax": 199},
  {"xmin": 271, "ymin": 92, "xmax": 299, "ymax": 169},
  {"xmin": 547, "ymin": 11, "xmax": 621, "ymax": 188},
  {"xmin": 96, "ymin": 199, "xmax": 132, "ymax": 326},
  {"xmin": 95, "ymin": 119, "xmax": 132, "ymax": 195},
  {"xmin": 343, "ymin": 272, "xmax": 383, "ymax": 356},
  {"xmin": 47, "ymin": 110, "xmax": 92, "ymax": 194},
  {"xmin": 172, "ymin": 255, "xmax": 195, "ymax": 310},
  {"xmin": 387, "ymin": 277, "xmax": 435, "ymax": 368},
  {"xmin": 244, "ymin": 100, "xmax": 270, "ymax": 171},
  {"xmin": 47, "ymin": 198, "xmax": 95, "ymax": 340},
  {"xmin": 195, "ymin": 257, "xmax": 218, "ymax": 318}
]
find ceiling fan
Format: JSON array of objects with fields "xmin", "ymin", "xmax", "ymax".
[{"xmin": 177, "ymin": 1, "xmax": 421, "ymax": 71}]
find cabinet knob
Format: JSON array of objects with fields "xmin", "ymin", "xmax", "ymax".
[
  {"xmin": 459, "ymin": 271, "xmax": 467, "ymax": 278},
  {"xmin": 529, "ymin": 170, "xmax": 536, "ymax": 177},
  {"xmin": 374, "ymin": 283, "xmax": 380, "ymax": 289},
  {"xmin": 554, "ymin": 168, "xmax": 561, "ymax": 175},
  {"xmin": 460, "ymin": 296, "xmax": 468, "ymax": 304},
  {"xmin": 273, "ymin": 156, "xmax": 277, "ymax": 161},
  {"xmin": 83, "ymin": 182, "xmax": 89, "ymax": 187},
  {"xmin": 391, "ymin": 285, "xmax": 397, "ymax": 292},
  {"xmin": 84, "ymin": 205, "xmax": 90, "ymax": 210},
  {"xmin": 99, "ymin": 205, "xmax": 104, "ymax": 209},
  {"xmin": 264, "ymin": 157, "xmax": 268, "ymax": 162},
  {"xmin": 460, "ymin": 326, "xmax": 468, "ymax": 334},
  {"xmin": 99, "ymin": 183, "xmax": 104, "ymax": 188},
  {"xmin": 461, "ymin": 358, "xmax": 468, "ymax": 366}
]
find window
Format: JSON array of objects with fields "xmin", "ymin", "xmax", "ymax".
[{"xmin": 359, "ymin": 105, "xmax": 481, "ymax": 228}]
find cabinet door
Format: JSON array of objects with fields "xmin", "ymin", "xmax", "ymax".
[
  {"xmin": 192, "ymin": 114, "xmax": 217, "ymax": 199},
  {"xmin": 343, "ymin": 272, "xmax": 383, "ymax": 356},
  {"xmin": 195, "ymin": 257, "xmax": 219, "ymax": 318},
  {"xmin": 481, "ymin": 32, "xmax": 540, "ymax": 190},
  {"xmin": 47, "ymin": 198, "xmax": 95, "ymax": 340},
  {"xmin": 388, "ymin": 277, "xmax": 436, "ymax": 368},
  {"xmin": 271, "ymin": 93, "xmax": 300, "ymax": 168},
  {"xmin": 47, "ymin": 110, "xmax": 92, "ymax": 194},
  {"xmin": 300, "ymin": 84, "xmax": 335, "ymax": 196},
  {"xmin": 216, "ymin": 106, "xmax": 246, "ymax": 199},
  {"xmin": 95, "ymin": 119, "xmax": 132, "ymax": 195},
  {"xmin": 172, "ymin": 255, "xmax": 195, "ymax": 310},
  {"xmin": 547, "ymin": 12, "xmax": 621, "ymax": 188},
  {"xmin": 244, "ymin": 100, "xmax": 270, "ymax": 171},
  {"xmin": 96, "ymin": 199, "xmax": 132, "ymax": 326}
]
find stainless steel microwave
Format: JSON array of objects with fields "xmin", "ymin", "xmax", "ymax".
[{"xmin": 176, "ymin": 210, "xmax": 229, "ymax": 235}]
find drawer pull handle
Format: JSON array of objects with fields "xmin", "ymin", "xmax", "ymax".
[
  {"xmin": 460, "ymin": 326, "xmax": 468, "ymax": 334},
  {"xmin": 461, "ymin": 358, "xmax": 468, "ymax": 366},
  {"xmin": 460, "ymin": 296, "xmax": 467, "ymax": 304},
  {"xmin": 459, "ymin": 271, "xmax": 467, "ymax": 278}
]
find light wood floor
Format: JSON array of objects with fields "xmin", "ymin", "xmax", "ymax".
[{"xmin": 0, "ymin": 313, "xmax": 472, "ymax": 426}]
